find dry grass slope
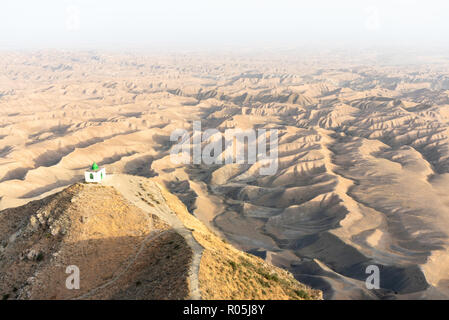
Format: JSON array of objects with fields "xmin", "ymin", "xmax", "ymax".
[{"xmin": 158, "ymin": 184, "xmax": 322, "ymax": 300}]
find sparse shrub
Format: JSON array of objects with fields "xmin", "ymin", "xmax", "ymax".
[
  {"xmin": 294, "ymin": 289, "xmax": 310, "ymax": 300},
  {"xmin": 256, "ymin": 277, "xmax": 270, "ymax": 288},
  {"xmin": 239, "ymin": 257, "xmax": 254, "ymax": 269},
  {"xmin": 256, "ymin": 267, "xmax": 280, "ymax": 283},
  {"xmin": 228, "ymin": 260, "xmax": 238, "ymax": 272},
  {"xmin": 265, "ymin": 273, "xmax": 279, "ymax": 282}
]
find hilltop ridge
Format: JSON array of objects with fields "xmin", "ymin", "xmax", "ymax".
[{"xmin": 0, "ymin": 174, "xmax": 321, "ymax": 300}]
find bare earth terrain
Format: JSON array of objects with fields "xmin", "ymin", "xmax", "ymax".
[
  {"xmin": 0, "ymin": 174, "xmax": 320, "ymax": 300},
  {"xmin": 1, "ymin": 50, "xmax": 449, "ymax": 299}
]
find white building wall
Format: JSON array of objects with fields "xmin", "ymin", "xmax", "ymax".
[
  {"xmin": 84, "ymin": 168, "xmax": 106, "ymax": 183},
  {"xmin": 99, "ymin": 168, "xmax": 106, "ymax": 180}
]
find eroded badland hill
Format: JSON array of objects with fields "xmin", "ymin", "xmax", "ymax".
[{"xmin": 1, "ymin": 50, "xmax": 449, "ymax": 299}]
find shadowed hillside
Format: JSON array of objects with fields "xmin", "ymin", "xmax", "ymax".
[{"xmin": 0, "ymin": 175, "xmax": 321, "ymax": 300}]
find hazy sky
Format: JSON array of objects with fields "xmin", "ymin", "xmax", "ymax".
[{"xmin": 1, "ymin": 0, "xmax": 449, "ymax": 50}]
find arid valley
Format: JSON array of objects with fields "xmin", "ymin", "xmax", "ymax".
[{"xmin": 1, "ymin": 50, "xmax": 449, "ymax": 299}]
